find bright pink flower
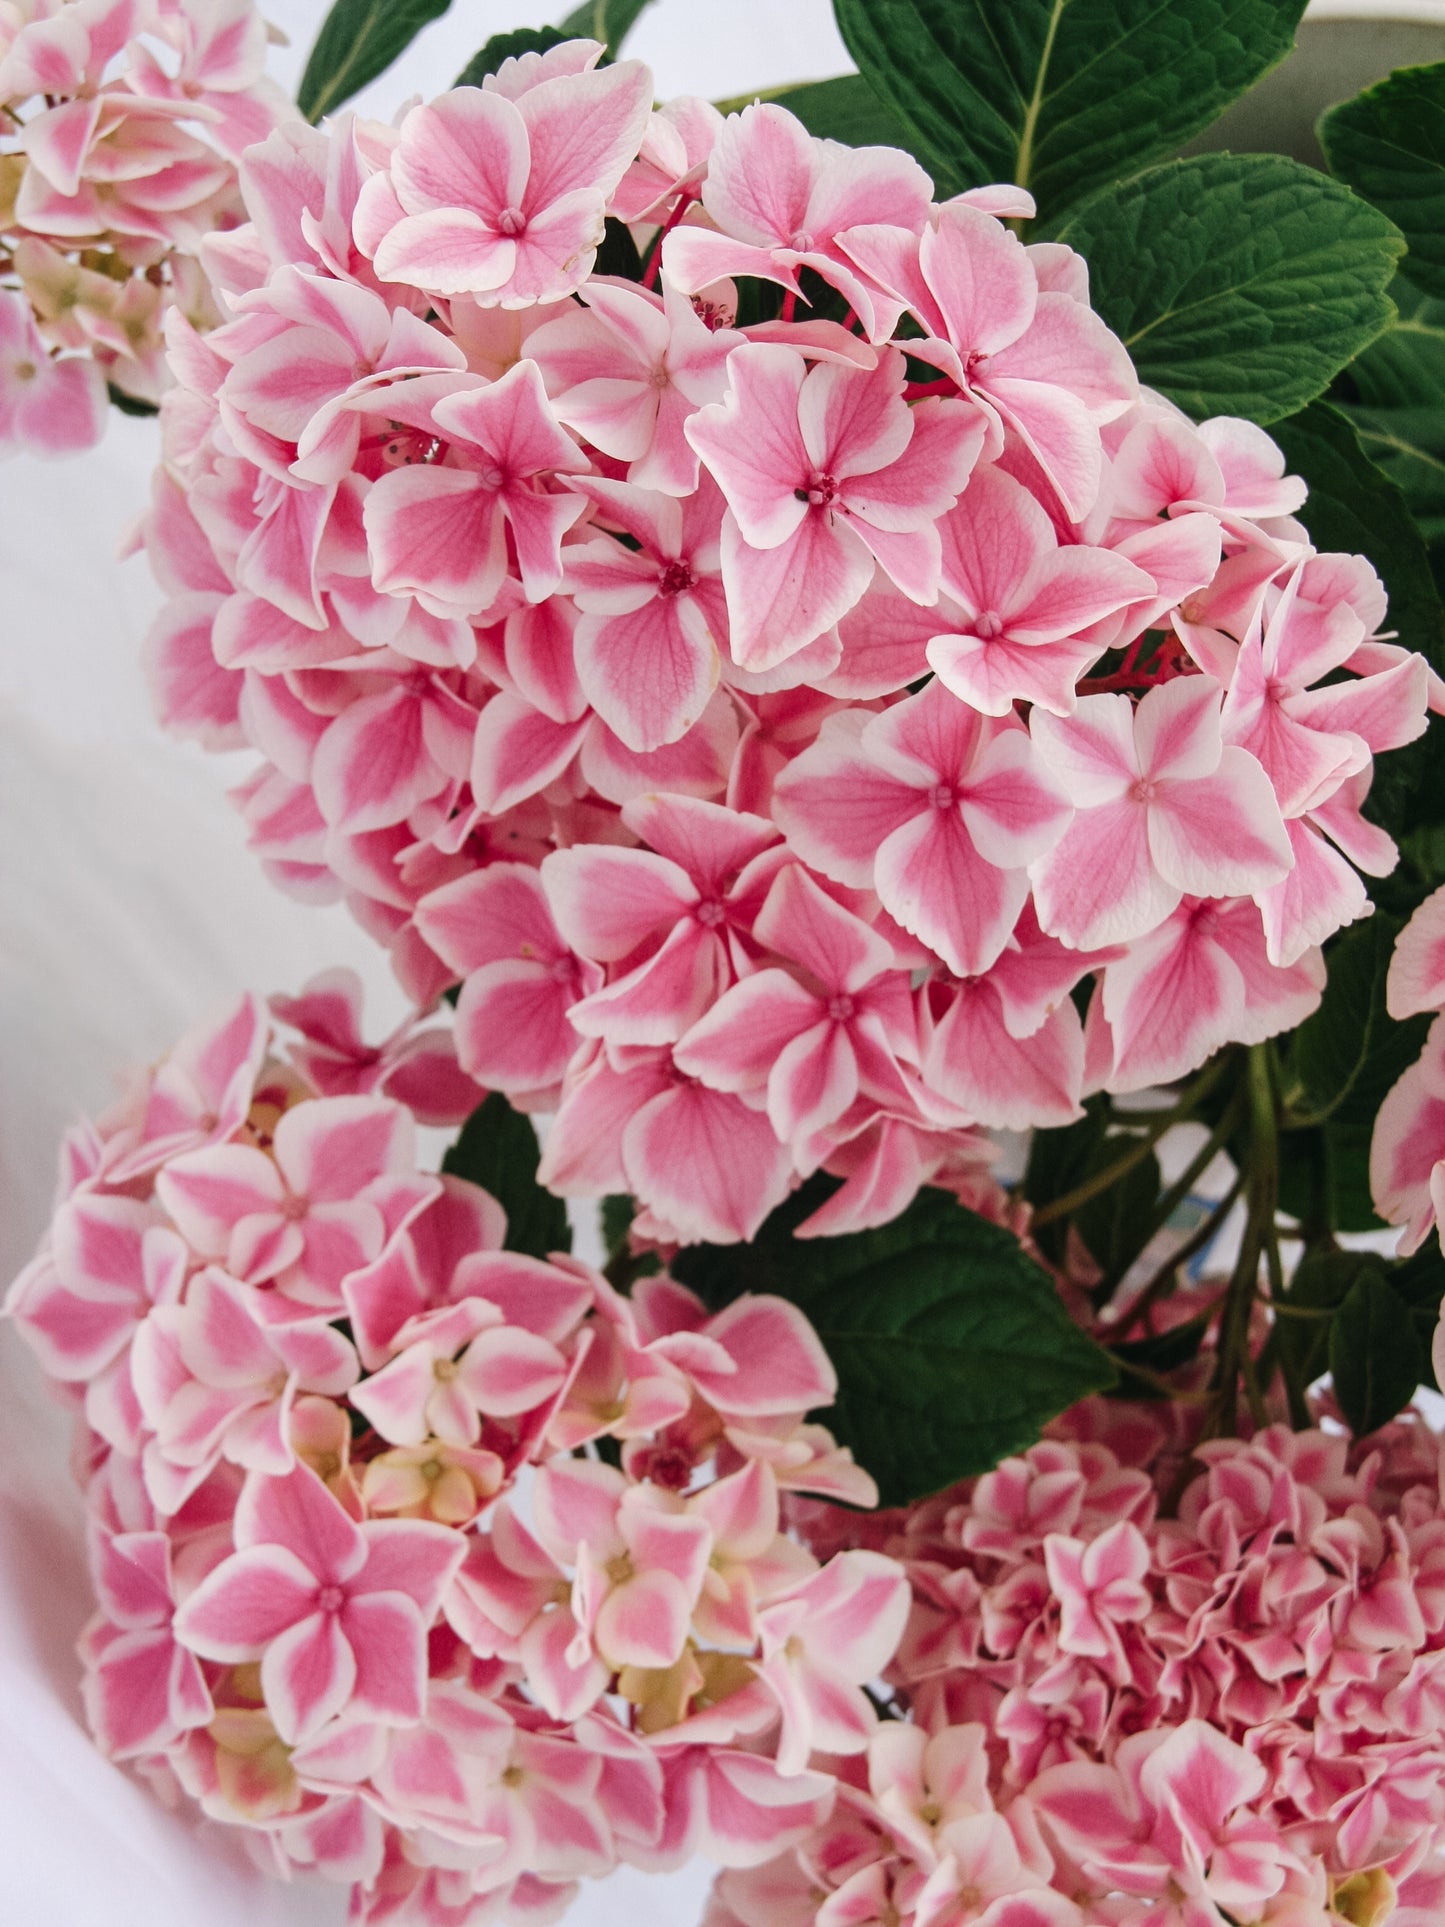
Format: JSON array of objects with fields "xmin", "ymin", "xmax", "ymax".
[
  {"xmin": 415, "ymin": 862, "xmax": 601, "ymax": 1096},
  {"xmin": 361, "ymin": 361, "xmax": 588, "ymax": 615},
  {"xmin": 81, "ymin": 1529, "xmax": 213, "ymax": 1758},
  {"xmin": 774, "ymin": 676, "xmax": 1072, "ymax": 977},
  {"xmin": 926, "ymin": 464, "xmax": 1154, "ymax": 716},
  {"xmin": 104, "ymin": 989, "xmax": 269, "ymax": 1181},
  {"xmin": 841, "ymin": 205, "xmax": 1138, "ymax": 518},
  {"xmin": 675, "ymin": 863, "xmax": 922, "ymax": 1146},
  {"xmin": 271, "ymin": 969, "xmax": 483, "ymax": 1125},
  {"xmin": 173, "ymin": 1463, "xmax": 464, "ymax": 1743},
  {"xmin": 756, "ymin": 1551, "xmax": 911, "ymax": 1775},
  {"xmin": 533, "ymin": 1458, "xmax": 714, "ymax": 1671},
  {"xmin": 686, "ymin": 343, "xmax": 984, "ymax": 669},
  {"xmin": 529, "ymin": 276, "xmax": 739, "ymax": 496},
  {"xmin": 1029, "ymin": 676, "xmax": 1292, "ymax": 950},
  {"xmin": 155, "ymin": 1093, "xmax": 435, "ymax": 1310},
  {"xmin": 0, "ymin": 285, "xmax": 107, "ymax": 457},
  {"xmin": 1043, "ymin": 1521, "xmax": 1152, "ymax": 1682},
  {"xmin": 564, "ymin": 473, "xmax": 732, "ymax": 751},
  {"xmin": 1371, "ymin": 1014, "xmax": 1445, "ymax": 1252},
  {"xmin": 664, "ymin": 101, "xmax": 935, "ymax": 342},
  {"xmin": 359, "ymin": 61, "xmax": 653, "ymax": 304},
  {"xmin": 541, "ymin": 791, "xmax": 785, "ymax": 1047}
]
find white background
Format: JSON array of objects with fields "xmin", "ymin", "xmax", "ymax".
[{"xmin": 0, "ymin": 3, "xmax": 850, "ymax": 1920}]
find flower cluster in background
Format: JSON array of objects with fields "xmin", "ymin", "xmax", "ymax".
[
  {"xmin": 712, "ymin": 1414, "xmax": 1445, "ymax": 1927},
  {"xmin": 0, "ymin": 0, "xmax": 291, "ymax": 457},
  {"xmin": 5, "ymin": 989, "xmax": 904, "ymax": 1922},
  {"xmin": 136, "ymin": 35, "xmax": 1441, "ymax": 1250}
]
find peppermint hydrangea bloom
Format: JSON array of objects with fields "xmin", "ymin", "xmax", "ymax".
[
  {"xmin": 8, "ymin": 992, "xmax": 895, "ymax": 1924},
  {"xmin": 0, "ymin": 0, "xmax": 293, "ymax": 443},
  {"xmin": 712, "ymin": 1416, "xmax": 1445, "ymax": 1927},
  {"xmin": 127, "ymin": 35, "xmax": 1436, "ymax": 1247}
]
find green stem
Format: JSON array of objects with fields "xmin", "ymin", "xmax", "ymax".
[
  {"xmin": 1030, "ymin": 1054, "xmax": 1232, "ymax": 1229},
  {"xmin": 1202, "ymin": 1043, "xmax": 1278, "ymax": 1440},
  {"xmin": 1094, "ymin": 1092, "xmax": 1244, "ymax": 1302},
  {"xmin": 1113, "ymin": 1170, "xmax": 1245, "ymax": 1340}
]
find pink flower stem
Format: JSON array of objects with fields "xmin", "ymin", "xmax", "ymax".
[
  {"xmin": 640, "ymin": 193, "xmax": 694, "ymax": 290},
  {"xmin": 779, "ymin": 289, "xmax": 798, "ymax": 323},
  {"xmin": 903, "ymin": 376, "xmax": 956, "ymax": 401}
]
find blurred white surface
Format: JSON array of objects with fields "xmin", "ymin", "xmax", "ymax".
[{"xmin": 0, "ymin": 3, "xmax": 850, "ymax": 1918}]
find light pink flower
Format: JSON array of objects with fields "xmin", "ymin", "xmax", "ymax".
[
  {"xmin": 361, "ymin": 360, "xmax": 589, "ymax": 615},
  {"xmin": 686, "ymin": 343, "xmax": 983, "ymax": 669},
  {"xmin": 664, "ymin": 101, "xmax": 935, "ymax": 342},
  {"xmin": 81, "ymin": 1529, "xmax": 213, "ymax": 1758},
  {"xmin": 173, "ymin": 1462, "xmax": 464, "ymax": 1743},
  {"xmin": 0, "ymin": 285, "xmax": 107, "ymax": 457},
  {"xmin": 155, "ymin": 1093, "xmax": 435, "ymax": 1310},
  {"xmin": 1029, "ymin": 676, "xmax": 1292, "ymax": 950},
  {"xmin": 271, "ymin": 968, "xmax": 483, "ymax": 1125},
  {"xmin": 359, "ymin": 61, "xmax": 653, "ymax": 305},
  {"xmin": 842, "ymin": 204, "xmax": 1138, "ymax": 518},
  {"xmin": 675, "ymin": 863, "xmax": 922, "ymax": 1146},
  {"xmin": 774, "ymin": 676, "xmax": 1072, "ymax": 977}
]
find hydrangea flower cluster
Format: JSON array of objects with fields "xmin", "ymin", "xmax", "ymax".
[
  {"xmin": 5, "ymin": 987, "xmax": 907, "ymax": 1922},
  {"xmin": 710, "ymin": 1414, "xmax": 1445, "ymax": 1927},
  {"xmin": 0, "ymin": 0, "xmax": 291, "ymax": 457},
  {"xmin": 136, "ymin": 35, "xmax": 1440, "ymax": 1249}
]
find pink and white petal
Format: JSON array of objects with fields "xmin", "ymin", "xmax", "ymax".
[
  {"xmin": 960, "ymin": 726, "xmax": 1074, "ymax": 869},
  {"xmin": 1389, "ymin": 885, "xmax": 1445, "ymax": 1020},
  {"xmin": 771, "ymin": 712, "xmax": 921, "ymax": 887},
  {"xmin": 311, "ymin": 687, "xmax": 447, "ymax": 833},
  {"xmin": 517, "ymin": 58, "xmax": 654, "ymax": 206},
  {"xmin": 456, "ymin": 960, "xmax": 580, "ymax": 1091},
  {"xmin": 363, "ymin": 466, "xmax": 506, "ymax": 613},
  {"xmin": 927, "ymin": 985, "xmax": 1084, "ymax": 1130},
  {"xmin": 236, "ymin": 1462, "xmax": 368, "ymax": 1580},
  {"xmin": 1100, "ymin": 913, "xmax": 1247, "ymax": 1094},
  {"xmin": 1256, "ymin": 817, "xmax": 1371, "ymax": 970},
  {"xmin": 541, "ymin": 842, "xmax": 697, "ymax": 961},
  {"xmin": 172, "ymin": 1544, "xmax": 319, "ymax": 1659},
  {"xmin": 985, "ymin": 375, "xmax": 1102, "ymax": 522},
  {"xmin": 876, "ymin": 806, "xmax": 1029, "ymax": 977},
  {"xmin": 768, "ymin": 1020, "xmax": 858, "ymax": 1145},
  {"xmin": 685, "ymin": 344, "xmax": 811, "ymax": 548},
  {"xmin": 622, "ymin": 1082, "xmax": 794, "ymax": 1245},
  {"xmin": 566, "ymin": 920, "xmax": 721, "ymax": 1048},
  {"xmin": 274, "ymin": 1094, "xmax": 413, "ymax": 1200},
  {"xmin": 261, "ymin": 1608, "xmax": 358, "ymax": 1745},
  {"xmin": 722, "ymin": 505, "xmax": 874, "ymax": 672},
  {"xmin": 1030, "ymin": 801, "xmax": 1177, "ymax": 950},
  {"xmin": 155, "ymin": 1144, "xmax": 285, "ymax": 1258},
  {"xmin": 674, "ymin": 970, "xmax": 819, "ymax": 1094},
  {"xmin": 594, "ymin": 1569, "xmax": 694, "ymax": 1669},
  {"xmin": 1029, "ymin": 694, "xmax": 1139, "ymax": 804},
  {"xmin": 574, "ymin": 597, "xmax": 719, "ymax": 754},
  {"xmin": 1147, "ymin": 750, "xmax": 1292, "ymax": 900},
  {"xmin": 341, "ymin": 1592, "xmax": 427, "ymax": 1726},
  {"xmin": 458, "ymin": 1325, "xmax": 567, "ymax": 1416}
]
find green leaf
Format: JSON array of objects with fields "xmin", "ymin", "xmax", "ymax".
[
  {"xmin": 299, "ymin": 0, "xmax": 450, "ymax": 121},
  {"xmin": 832, "ymin": 0, "xmax": 1308, "ymax": 224},
  {"xmin": 1350, "ymin": 275, "xmax": 1445, "ymax": 408},
  {"xmin": 1052, "ymin": 154, "xmax": 1403, "ymax": 425},
  {"xmin": 713, "ymin": 73, "xmax": 925, "ymax": 168},
  {"xmin": 558, "ymin": 0, "xmax": 654, "ymax": 51},
  {"xmin": 678, "ymin": 1185, "xmax": 1115, "ymax": 1505},
  {"xmin": 1350, "ymin": 405, "xmax": 1445, "ymax": 544},
  {"xmin": 1277, "ymin": 1246, "xmax": 1373, "ymax": 1390},
  {"xmin": 1320, "ymin": 61, "xmax": 1445, "ymax": 300},
  {"xmin": 600, "ymin": 1194, "xmax": 636, "ymax": 1261},
  {"xmin": 1330, "ymin": 1266, "xmax": 1429, "ymax": 1435},
  {"xmin": 107, "ymin": 383, "xmax": 160, "ymax": 418},
  {"xmin": 442, "ymin": 1094, "xmax": 571, "ymax": 1261},
  {"xmin": 456, "ymin": 27, "xmax": 570, "ymax": 88},
  {"xmin": 1288, "ymin": 914, "xmax": 1419, "ymax": 1125}
]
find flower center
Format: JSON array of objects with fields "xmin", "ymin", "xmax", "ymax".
[
  {"xmin": 658, "ymin": 559, "xmax": 694, "ymax": 598},
  {"xmin": 795, "ymin": 472, "xmax": 839, "ymax": 509},
  {"xmin": 496, "ymin": 206, "xmax": 526, "ymax": 236},
  {"xmin": 929, "ymin": 783, "xmax": 957, "ymax": 812},
  {"xmin": 827, "ymin": 994, "xmax": 856, "ymax": 1022},
  {"xmin": 964, "ymin": 348, "xmax": 992, "ymax": 381},
  {"xmin": 1130, "ymin": 777, "xmax": 1158, "ymax": 804},
  {"xmin": 973, "ymin": 609, "xmax": 1004, "ymax": 639},
  {"xmin": 433, "ymin": 1356, "xmax": 459, "ymax": 1381},
  {"xmin": 789, "ymin": 229, "xmax": 816, "ymax": 252},
  {"xmin": 279, "ymin": 1193, "xmax": 309, "ymax": 1222},
  {"xmin": 695, "ymin": 898, "xmax": 726, "ymax": 927},
  {"xmin": 14, "ymin": 358, "xmax": 37, "ymax": 382},
  {"xmin": 316, "ymin": 1585, "xmax": 345, "ymax": 1614}
]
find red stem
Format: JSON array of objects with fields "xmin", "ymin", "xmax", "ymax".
[{"xmin": 641, "ymin": 192, "xmax": 694, "ymax": 291}]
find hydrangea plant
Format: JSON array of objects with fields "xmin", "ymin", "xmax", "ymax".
[{"xmin": 14, "ymin": 1, "xmax": 1445, "ymax": 1922}]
